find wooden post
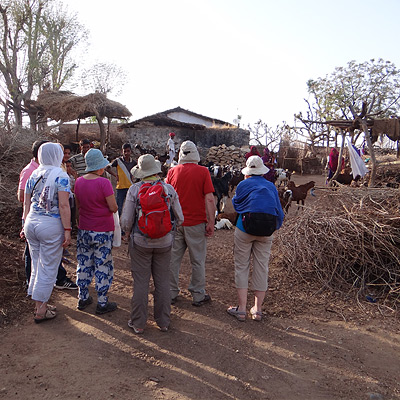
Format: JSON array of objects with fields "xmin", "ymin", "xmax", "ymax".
[
  {"xmin": 75, "ymin": 119, "xmax": 80, "ymax": 143},
  {"xmin": 361, "ymin": 120, "xmax": 377, "ymax": 187},
  {"xmin": 332, "ymin": 129, "xmax": 346, "ymax": 181}
]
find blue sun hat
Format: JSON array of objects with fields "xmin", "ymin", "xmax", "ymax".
[{"xmin": 84, "ymin": 149, "xmax": 110, "ymax": 172}]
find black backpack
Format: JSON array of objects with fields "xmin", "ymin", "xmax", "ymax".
[{"xmin": 241, "ymin": 212, "xmax": 276, "ymax": 237}]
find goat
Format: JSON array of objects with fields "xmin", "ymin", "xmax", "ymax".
[
  {"xmin": 275, "ymin": 168, "xmax": 292, "ymax": 187},
  {"xmin": 285, "ymin": 181, "xmax": 315, "ymax": 212},
  {"xmin": 331, "ymin": 167, "xmax": 361, "ymax": 186},
  {"xmin": 229, "ymin": 171, "xmax": 244, "ymax": 192},
  {"xmin": 212, "ymin": 171, "xmax": 232, "ymax": 213},
  {"xmin": 277, "ymin": 187, "xmax": 292, "ymax": 213},
  {"xmin": 216, "ymin": 211, "xmax": 238, "ymax": 225},
  {"xmin": 155, "ymin": 152, "xmax": 169, "ymax": 164},
  {"xmin": 214, "ymin": 218, "xmax": 234, "ymax": 230},
  {"xmin": 134, "ymin": 144, "xmax": 157, "ymax": 157}
]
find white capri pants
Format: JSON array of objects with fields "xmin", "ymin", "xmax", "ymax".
[
  {"xmin": 234, "ymin": 228, "xmax": 273, "ymax": 291},
  {"xmin": 25, "ymin": 213, "xmax": 64, "ymax": 303}
]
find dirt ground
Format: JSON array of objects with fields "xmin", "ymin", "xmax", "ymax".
[{"xmin": 0, "ymin": 173, "xmax": 399, "ymax": 400}]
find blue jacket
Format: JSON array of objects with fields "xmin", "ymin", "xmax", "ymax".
[{"xmin": 232, "ymin": 176, "xmax": 284, "ymax": 230}]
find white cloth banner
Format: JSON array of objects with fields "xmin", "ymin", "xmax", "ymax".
[
  {"xmin": 113, "ymin": 212, "xmax": 121, "ymax": 247},
  {"xmin": 346, "ymin": 138, "xmax": 369, "ymax": 178}
]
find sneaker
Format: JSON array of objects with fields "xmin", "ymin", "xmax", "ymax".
[
  {"xmin": 128, "ymin": 320, "xmax": 144, "ymax": 334},
  {"xmin": 96, "ymin": 301, "xmax": 117, "ymax": 315},
  {"xmin": 77, "ymin": 296, "xmax": 93, "ymax": 310},
  {"xmin": 55, "ymin": 278, "xmax": 78, "ymax": 290},
  {"xmin": 192, "ymin": 294, "xmax": 211, "ymax": 307}
]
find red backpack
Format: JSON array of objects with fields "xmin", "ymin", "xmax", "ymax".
[{"xmin": 137, "ymin": 181, "xmax": 172, "ymax": 239}]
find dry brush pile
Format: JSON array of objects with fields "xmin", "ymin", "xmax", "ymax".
[{"xmin": 276, "ymin": 186, "xmax": 400, "ymax": 305}]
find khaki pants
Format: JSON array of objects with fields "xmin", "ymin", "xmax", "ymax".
[
  {"xmin": 234, "ymin": 228, "xmax": 273, "ymax": 291},
  {"xmin": 169, "ymin": 223, "xmax": 207, "ymax": 302}
]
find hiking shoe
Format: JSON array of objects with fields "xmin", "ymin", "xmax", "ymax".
[
  {"xmin": 192, "ymin": 294, "xmax": 211, "ymax": 307},
  {"xmin": 96, "ymin": 302, "xmax": 117, "ymax": 315},
  {"xmin": 77, "ymin": 296, "xmax": 93, "ymax": 310},
  {"xmin": 128, "ymin": 320, "xmax": 144, "ymax": 334},
  {"xmin": 55, "ymin": 278, "xmax": 78, "ymax": 290}
]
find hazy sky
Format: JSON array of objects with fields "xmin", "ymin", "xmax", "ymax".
[{"xmin": 65, "ymin": 0, "xmax": 400, "ymax": 128}]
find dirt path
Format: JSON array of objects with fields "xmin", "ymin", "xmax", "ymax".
[{"xmin": 1, "ymin": 174, "xmax": 399, "ymax": 400}]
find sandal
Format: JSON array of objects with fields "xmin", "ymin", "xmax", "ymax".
[
  {"xmin": 34, "ymin": 309, "xmax": 56, "ymax": 324},
  {"xmin": 250, "ymin": 307, "xmax": 262, "ymax": 321},
  {"xmin": 227, "ymin": 306, "xmax": 246, "ymax": 322},
  {"xmin": 47, "ymin": 304, "xmax": 57, "ymax": 312},
  {"xmin": 128, "ymin": 320, "xmax": 144, "ymax": 334}
]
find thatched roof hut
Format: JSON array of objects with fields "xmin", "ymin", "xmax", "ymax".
[
  {"xmin": 25, "ymin": 91, "xmax": 131, "ymax": 152},
  {"xmin": 26, "ymin": 91, "xmax": 131, "ymax": 122}
]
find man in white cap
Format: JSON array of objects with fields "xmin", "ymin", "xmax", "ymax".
[
  {"xmin": 166, "ymin": 140, "xmax": 216, "ymax": 307},
  {"xmin": 166, "ymin": 132, "xmax": 176, "ymax": 166}
]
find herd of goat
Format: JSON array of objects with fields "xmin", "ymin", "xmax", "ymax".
[{"xmin": 134, "ymin": 144, "xmax": 316, "ymax": 219}]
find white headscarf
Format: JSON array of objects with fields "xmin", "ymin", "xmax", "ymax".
[{"xmin": 34, "ymin": 142, "xmax": 68, "ymax": 212}]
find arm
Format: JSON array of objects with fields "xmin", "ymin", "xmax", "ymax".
[
  {"xmin": 58, "ymin": 191, "xmax": 72, "ymax": 248},
  {"xmin": 20, "ymin": 192, "xmax": 32, "ymax": 239},
  {"xmin": 106, "ymin": 194, "xmax": 118, "ymax": 213},
  {"xmin": 120, "ymin": 187, "xmax": 137, "ymax": 236},
  {"xmin": 18, "ymin": 189, "xmax": 24, "ymax": 203},
  {"xmin": 106, "ymin": 165, "xmax": 118, "ymax": 179},
  {"xmin": 204, "ymin": 192, "xmax": 216, "ymax": 237}
]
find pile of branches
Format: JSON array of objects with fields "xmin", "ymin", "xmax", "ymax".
[{"xmin": 276, "ymin": 187, "xmax": 400, "ymax": 304}]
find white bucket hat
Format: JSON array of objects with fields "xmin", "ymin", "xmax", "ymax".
[
  {"xmin": 131, "ymin": 154, "xmax": 161, "ymax": 179},
  {"xmin": 84, "ymin": 149, "xmax": 110, "ymax": 172},
  {"xmin": 178, "ymin": 140, "xmax": 200, "ymax": 164},
  {"xmin": 241, "ymin": 155, "xmax": 269, "ymax": 176}
]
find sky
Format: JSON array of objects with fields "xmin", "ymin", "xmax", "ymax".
[{"xmin": 64, "ymin": 0, "xmax": 400, "ymax": 129}]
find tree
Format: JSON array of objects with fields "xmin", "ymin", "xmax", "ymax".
[
  {"xmin": 247, "ymin": 120, "xmax": 288, "ymax": 152},
  {"xmin": 0, "ymin": 0, "xmax": 87, "ymax": 128},
  {"xmin": 307, "ymin": 59, "xmax": 400, "ymax": 122},
  {"xmin": 80, "ymin": 62, "xmax": 127, "ymax": 96}
]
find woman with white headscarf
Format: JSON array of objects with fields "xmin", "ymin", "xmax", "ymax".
[{"xmin": 22, "ymin": 142, "xmax": 71, "ymax": 323}]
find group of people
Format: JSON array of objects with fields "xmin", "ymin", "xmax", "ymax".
[{"xmin": 19, "ymin": 136, "xmax": 284, "ymax": 330}]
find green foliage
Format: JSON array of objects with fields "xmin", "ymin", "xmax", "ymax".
[{"xmin": 307, "ymin": 59, "xmax": 400, "ymax": 121}]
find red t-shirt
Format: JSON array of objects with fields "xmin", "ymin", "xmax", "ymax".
[
  {"xmin": 166, "ymin": 163, "xmax": 214, "ymax": 226},
  {"xmin": 75, "ymin": 177, "xmax": 114, "ymax": 232}
]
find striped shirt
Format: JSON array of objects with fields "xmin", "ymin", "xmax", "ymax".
[{"xmin": 69, "ymin": 153, "xmax": 87, "ymax": 176}]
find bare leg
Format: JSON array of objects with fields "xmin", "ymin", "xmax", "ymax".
[
  {"xmin": 253, "ymin": 290, "xmax": 266, "ymax": 312},
  {"xmin": 237, "ymin": 288, "xmax": 247, "ymax": 312},
  {"xmin": 35, "ymin": 300, "xmax": 48, "ymax": 316}
]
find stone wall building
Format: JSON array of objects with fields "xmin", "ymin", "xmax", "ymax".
[{"xmin": 119, "ymin": 107, "xmax": 249, "ymax": 160}]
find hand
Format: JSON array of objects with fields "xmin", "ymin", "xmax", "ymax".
[
  {"xmin": 205, "ymin": 222, "xmax": 214, "ymax": 237},
  {"xmin": 19, "ymin": 228, "xmax": 26, "ymax": 241},
  {"xmin": 62, "ymin": 231, "xmax": 71, "ymax": 248}
]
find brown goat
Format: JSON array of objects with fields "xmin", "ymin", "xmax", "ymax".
[{"xmin": 285, "ymin": 181, "xmax": 315, "ymax": 212}]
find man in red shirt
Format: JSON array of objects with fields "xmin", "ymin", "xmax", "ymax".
[{"xmin": 166, "ymin": 141, "xmax": 216, "ymax": 306}]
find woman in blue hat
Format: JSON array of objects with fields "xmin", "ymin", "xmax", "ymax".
[{"xmin": 74, "ymin": 149, "xmax": 119, "ymax": 314}]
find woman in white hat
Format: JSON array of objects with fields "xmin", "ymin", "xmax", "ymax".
[
  {"xmin": 120, "ymin": 154, "xmax": 184, "ymax": 334},
  {"xmin": 74, "ymin": 149, "xmax": 118, "ymax": 315},
  {"xmin": 227, "ymin": 156, "xmax": 284, "ymax": 322}
]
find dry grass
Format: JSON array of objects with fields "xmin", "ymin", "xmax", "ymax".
[{"xmin": 276, "ymin": 186, "xmax": 400, "ymax": 306}]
